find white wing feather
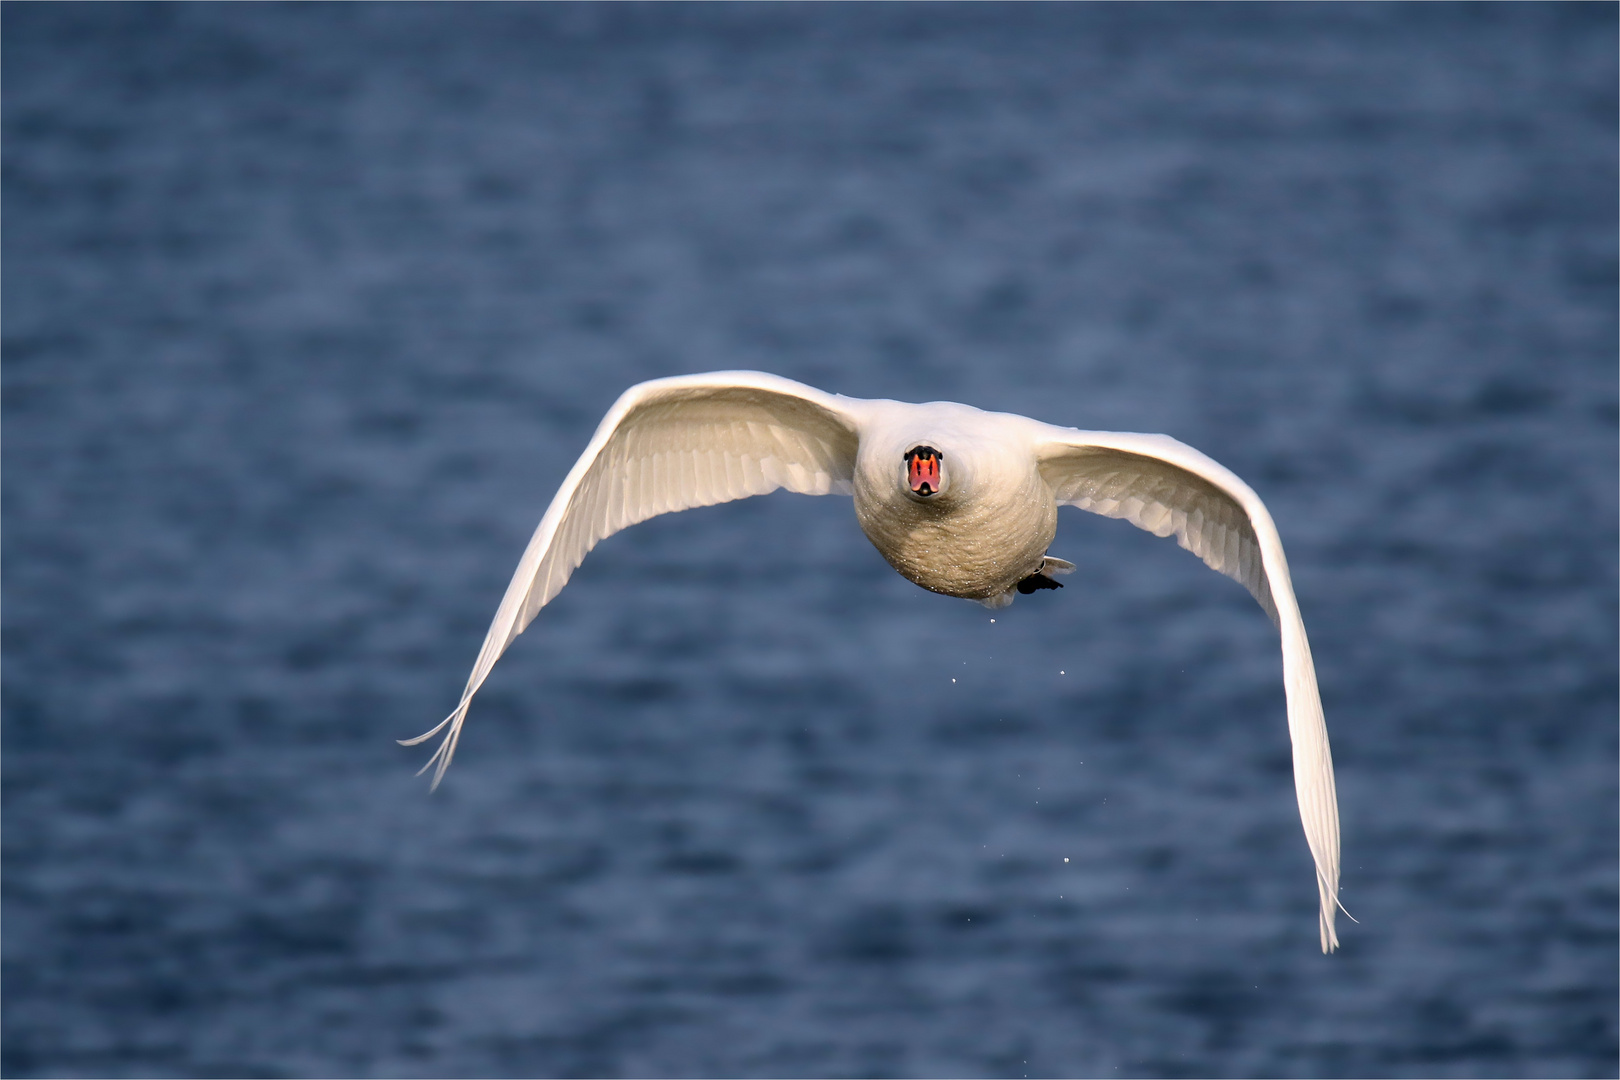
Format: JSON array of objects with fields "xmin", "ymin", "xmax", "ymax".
[
  {"xmin": 404, "ymin": 371, "xmax": 861, "ymax": 788},
  {"xmin": 1035, "ymin": 428, "xmax": 1341, "ymax": 952}
]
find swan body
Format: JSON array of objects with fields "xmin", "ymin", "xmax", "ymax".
[
  {"xmin": 853, "ymin": 402, "xmax": 1058, "ymax": 601},
  {"xmin": 406, "ymin": 371, "xmax": 1343, "ymax": 952}
]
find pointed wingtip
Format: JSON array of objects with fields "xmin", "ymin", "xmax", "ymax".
[
  {"xmin": 1316, "ymin": 867, "xmax": 1343, "ymax": 953},
  {"xmin": 401, "ymin": 700, "xmax": 471, "ymax": 790}
]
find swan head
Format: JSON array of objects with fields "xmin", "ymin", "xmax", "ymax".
[{"xmin": 903, "ymin": 445, "xmax": 946, "ymax": 499}]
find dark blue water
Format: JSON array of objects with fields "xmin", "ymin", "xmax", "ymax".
[{"xmin": 5, "ymin": 4, "xmax": 1615, "ymax": 1077}]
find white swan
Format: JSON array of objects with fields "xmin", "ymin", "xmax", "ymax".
[{"xmin": 405, "ymin": 371, "xmax": 1342, "ymax": 951}]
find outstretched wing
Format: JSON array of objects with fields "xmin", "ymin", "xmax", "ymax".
[
  {"xmin": 406, "ymin": 371, "xmax": 862, "ymax": 788},
  {"xmin": 1035, "ymin": 428, "xmax": 1341, "ymax": 952}
]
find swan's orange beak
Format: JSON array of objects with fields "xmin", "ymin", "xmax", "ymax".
[{"xmin": 906, "ymin": 447, "xmax": 941, "ymax": 496}]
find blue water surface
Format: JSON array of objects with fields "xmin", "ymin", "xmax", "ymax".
[{"xmin": 4, "ymin": 4, "xmax": 1616, "ymax": 1077}]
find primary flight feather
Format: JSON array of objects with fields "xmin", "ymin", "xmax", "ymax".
[{"xmin": 406, "ymin": 370, "xmax": 1343, "ymax": 952}]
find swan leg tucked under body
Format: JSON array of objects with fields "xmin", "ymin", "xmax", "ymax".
[{"xmin": 407, "ymin": 371, "xmax": 1343, "ymax": 952}]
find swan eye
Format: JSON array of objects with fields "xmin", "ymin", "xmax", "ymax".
[{"xmin": 904, "ymin": 446, "xmax": 942, "ymax": 497}]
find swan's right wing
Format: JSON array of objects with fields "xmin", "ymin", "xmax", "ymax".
[
  {"xmin": 1034, "ymin": 427, "xmax": 1341, "ymax": 953},
  {"xmin": 406, "ymin": 371, "xmax": 862, "ymax": 788}
]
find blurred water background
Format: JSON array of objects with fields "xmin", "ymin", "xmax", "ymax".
[{"xmin": 4, "ymin": 4, "xmax": 1616, "ymax": 1077}]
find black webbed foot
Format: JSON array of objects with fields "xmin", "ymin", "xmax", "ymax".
[{"xmin": 1016, "ymin": 573, "xmax": 1064, "ymax": 595}]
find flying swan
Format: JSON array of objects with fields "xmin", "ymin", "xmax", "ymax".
[{"xmin": 405, "ymin": 370, "xmax": 1343, "ymax": 952}]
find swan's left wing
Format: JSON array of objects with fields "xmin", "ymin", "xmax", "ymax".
[
  {"xmin": 1034, "ymin": 427, "xmax": 1341, "ymax": 952},
  {"xmin": 406, "ymin": 371, "xmax": 862, "ymax": 788}
]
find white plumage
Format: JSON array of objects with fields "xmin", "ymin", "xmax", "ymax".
[{"xmin": 405, "ymin": 370, "xmax": 1343, "ymax": 952}]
